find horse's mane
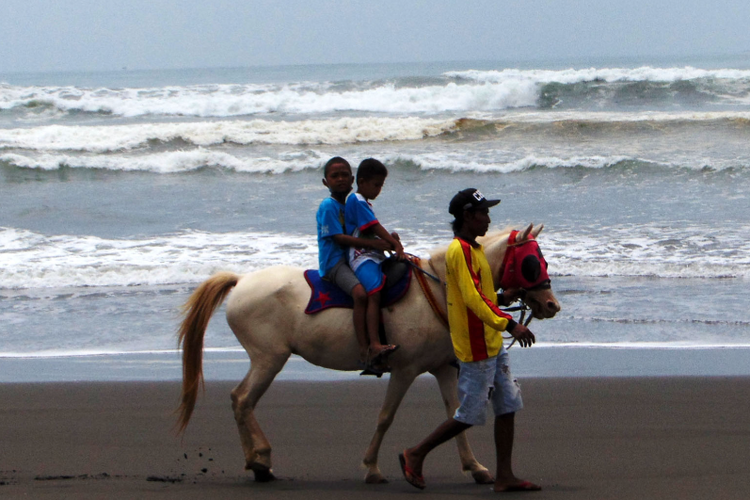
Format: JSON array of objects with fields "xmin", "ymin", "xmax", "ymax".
[{"xmin": 428, "ymin": 226, "xmax": 515, "ymax": 260}]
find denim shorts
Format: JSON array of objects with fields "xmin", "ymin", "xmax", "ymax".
[
  {"xmin": 453, "ymin": 347, "xmax": 523, "ymax": 426},
  {"xmin": 353, "ymin": 260, "xmax": 385, "ymax": 294}
]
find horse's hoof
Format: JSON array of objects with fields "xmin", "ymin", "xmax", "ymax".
[
  {"xmin": 471, "ymin": 469, "xmax": 494, "ymax": 484},
  {"xmin": 365, "ymin": 472, "xmax": 389, "ymax": 484},
  {"xmin": 247, "ymin": 464, "xmax": 276, "ymax": 482}
]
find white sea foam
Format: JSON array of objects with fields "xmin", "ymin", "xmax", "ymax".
[
  {"xmin": 0, "ymin": 228, "xmax": 318, "ymax": 289},
  {"xmin": 2, "ymin": 67, "xmax": 749, "ymax": 119},
  {"xmin": 446, "ymin": 66, "xmax": 750, "ymax": 84},
  {"xmin": 1, "ymin": 224, "xmax": 747, "ymax": 290},
  {"xmin": 1, "ymin": 150, "xmax": 319, "ymax": 173},
  {"xmin": 3, "ymin": 148, "xmax": 746, "ymax": 174},
  {"xmin": 408, "ymin": 152, "xmax": 634, "ymax": 173},
  {"xmin": 0, "ymin": 79, "xmax": 540, "ymax": 117},
  {"xmin": 540, "ymin": 225, "xmax": 750, "ymax": 279},
  {"xmin": 491, "ymin": 109, "xmax": 750, "ymax": 124}
]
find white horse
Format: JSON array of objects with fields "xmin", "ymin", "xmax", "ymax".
[{"xmin": 177, "ymin": 224, "xmax": 560, "ymax": 484}]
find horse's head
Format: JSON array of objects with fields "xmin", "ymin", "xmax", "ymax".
[{"xmin": 483, "ymin": 224, "xmax": 560, "ymax": 320}]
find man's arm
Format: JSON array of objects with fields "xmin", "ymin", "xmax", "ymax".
[
  {"xmin": 448, "ymin": 243, "xmax": 517, "ymax": 333},
  {"xmin": 447, "ymin": 242, "xmax": 536, "ymax": 347}
]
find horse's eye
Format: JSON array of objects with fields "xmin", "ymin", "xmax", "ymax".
[{"xmin": 521, "ymin": 255, "xmax": 541, "ymax": 283}]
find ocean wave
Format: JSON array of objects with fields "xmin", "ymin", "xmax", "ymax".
[
  {"xmin": 1, "ymin": 224, "xmax": 747, "ymax": 290},
  {"xmin": 2, "ymin": 67, "xmax": 749, "ymax": 120},
  {"xmin": 446, "ymin": 66, "xmax": 750, "ymax": 85},
  {"xmin": 449, "ymin": 67, "xmax": 750, "ymax": 110},
  {"xmin": 407, "ymin": 152, "xmax": 634, "ymax": 173},
  {"xmin": 0, "ymin": 117, "xmax": 457, "ymax": 152},
  {"xmin": 3, "ymin": 150, "xmax": 745, "ymax": 174},
  {"xmin": 0, "ymin": 150, "xmax": 318, "ymax": 173},
  {"xmin": 401, "ymin": 153, "xmax": 748, "ymax": 173},
  {"xmin": 0, "ymin": 79, "xmax": 540, "ymax": 118},
  {"xmin": 3, "ymin": 111, "xmax": 750, "ymax": 157}
]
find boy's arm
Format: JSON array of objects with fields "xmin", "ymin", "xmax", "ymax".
[
  {"xmin": 332, "ymin": 233, "xmax": 392, "ymax": 251},
  {"xmin": 344, "ymin": 194, "xmax": 405, "ymax": 258},
  {"xmin": 369, "ymin": 222, "xmax": 405, "ymax": 259}
]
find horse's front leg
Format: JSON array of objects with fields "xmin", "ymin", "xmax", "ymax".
[
  {"xmin": 362, "ymin": 367, "xmax": 419, "ymax": 484},
  {"xmin": 430, "ymin": 363, "xmax": 494, "ymax": 484}
]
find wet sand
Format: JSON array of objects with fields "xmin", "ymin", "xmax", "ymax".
[{"xmin": 1, "ymin": 377, "xmax": 749, "ymax": 499}]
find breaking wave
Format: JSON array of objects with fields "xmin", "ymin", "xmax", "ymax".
[{"xmin": 3, "ymin": 66, "xmax": 749, "ymax": 120}]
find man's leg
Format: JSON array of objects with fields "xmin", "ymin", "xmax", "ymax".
[
  {"xmin": 402, "ymin": 418, "xmax": 471, "ymax": 487},
  {"xmin": 401, "ymin": 358, "xmax": 490, "ymax": 488},
  {"xmin": 491, "ymin": 349, "xmax": 540, "ymax": 492},
  {"xmin": 494, "ymin": 412, "xmax": 516, "ymax": 486}
]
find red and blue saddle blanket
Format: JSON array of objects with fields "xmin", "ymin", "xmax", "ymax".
[{"xmin": 303, "ymin": 266, "xmax": 412, "ymax": 314}]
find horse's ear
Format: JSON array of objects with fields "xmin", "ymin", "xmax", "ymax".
[
  {"xmin": 531, "ymin": 223, "xmax": 544, "ymax": 238},
  {"xmin": 519, "ymin": 223, "xmax": 533, "ymax": 241}
]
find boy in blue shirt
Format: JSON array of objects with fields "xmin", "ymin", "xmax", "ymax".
[
  {"xmin": 317, "ymin": 157, "xmax": 394, "ymax": 369},
  {"xmin": 345, "ymin": 158, "xmax": 405, "ymax": 367}
]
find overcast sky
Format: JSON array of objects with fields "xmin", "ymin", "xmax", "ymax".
[{"xmin": 2, "ymin": 0, "xmax": 749, "ymax": 73}]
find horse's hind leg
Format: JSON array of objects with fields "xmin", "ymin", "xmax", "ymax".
[
  {"xmin": 231, "ymin": 352, "xmax": 290, "ymax": 482},
  {"xmin": 430, "ymin": 363, "xmax": 493, "ymax": 484}
]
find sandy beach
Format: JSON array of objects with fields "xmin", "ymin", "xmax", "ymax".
[{"xmin": 1, "ymin": 376, "xmax": 749, "ymax": 499}]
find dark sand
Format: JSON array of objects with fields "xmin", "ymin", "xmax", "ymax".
[{"xmin": 1, "ymin": 377, "xmax": 750, "ymax": 499}]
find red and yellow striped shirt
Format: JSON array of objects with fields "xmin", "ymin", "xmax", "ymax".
[{"xmin": 445, "ymin": 237, "xmax": 517, "ymax": 362}]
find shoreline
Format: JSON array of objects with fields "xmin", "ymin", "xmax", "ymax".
[
  {"xmin": 1, "ymin": 377, "xmax": 750, "ymax": 498},
  {"xmin": 3, "ymin": 345, "xmax": 750, "ymax": 383}
]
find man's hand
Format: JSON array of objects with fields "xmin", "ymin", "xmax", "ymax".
[{"xmin": 509, "ymin": 323, "xmax": 535, "ymax": 348}]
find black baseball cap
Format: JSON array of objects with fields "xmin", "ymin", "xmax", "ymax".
[{"xmin": 448, "ymin": 188, "xmax": 501, "ymax": 216}]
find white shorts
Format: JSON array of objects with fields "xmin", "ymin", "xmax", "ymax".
[{"xmin": 453, "ymin": 347, "xmax": 523, "ymax": 426}]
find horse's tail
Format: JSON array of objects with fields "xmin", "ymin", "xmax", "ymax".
[{"xmin": 176, "ymin": 271, "xmax": 240, "ymax": 434}]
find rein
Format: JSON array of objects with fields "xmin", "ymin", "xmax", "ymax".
[
  {"xmin": 406, "ymin": 252, "xmax": 534, "ymax": 348},
  {"xmin": 407, "ymin": 255, "xmax": 449, "ymax": 327}
]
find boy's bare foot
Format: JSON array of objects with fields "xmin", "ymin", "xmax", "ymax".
[{"xmin": 369, "ymin": 344, "xmax": 399, "ymax": 364}]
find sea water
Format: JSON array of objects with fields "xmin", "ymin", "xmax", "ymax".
[{"xmin": 1, "ymin": 56, "xmax": 749, "ymax": 381}]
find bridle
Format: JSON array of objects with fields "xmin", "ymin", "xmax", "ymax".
[{"xmin": 407, "ymin": 232, "xmax": 548, "ymax": 349}]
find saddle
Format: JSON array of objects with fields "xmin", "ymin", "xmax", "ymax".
[{"xmin": 303, "ymin": 259, "xmax": 411, "ymax": 315}]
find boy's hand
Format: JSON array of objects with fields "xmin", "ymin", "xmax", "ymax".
[
  {"xmin": 393, "ymin": 240, "xmax": 406, "ymax": 260},
  {"xmin": 390, "ymin": 231, "xmax": 400, "ymax": 241},
  {"xmin": 369, "ymin": 239, "xmax": 393, "ymax": 251},
  {"xmin": 509, "ymin": 323, "xmax": 535, "ymax": 348}
]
